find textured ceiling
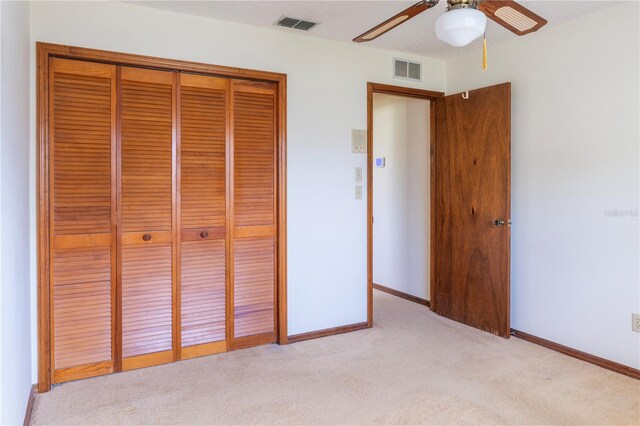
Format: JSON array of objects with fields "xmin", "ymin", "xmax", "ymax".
[{"xmin": 129, "ymin": 1, "xmax": 619, "ymax": 59}]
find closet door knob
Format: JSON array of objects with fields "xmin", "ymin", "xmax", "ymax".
[
  {"xmin": 142, "ymin": 233, "xmax": 152, "ymax": 241},
  {"xmin": 200, "ymin": 231, "xmax": 209, "ymax": 239}
]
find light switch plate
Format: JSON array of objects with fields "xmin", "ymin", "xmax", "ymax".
[
  {"xmin": 375, "ymin": 157, "xmax": 385, "ymax": 168},
  {"xmin": 355, "ymin": 185, "xmax": 363, "ymax": 199},
  {"xmin": 355, "ymin": 167, "xmax": 362, "ymax": 181},
  {"xmin": 351, "ymin": 129, "xmax": 367, "ymax": 154}
]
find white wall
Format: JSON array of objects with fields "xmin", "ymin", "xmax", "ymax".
[
  {"xmin": 446, "ymin": 2, "xmax": 640, "ymax": 369},
  {"xmin": 373, "ymin": 94, "xmax": 430, "ymax": 300},
  {"xmin": 1, "ymin": 1, "xmax": 33, "ymax": 423},
  {"xmin": 28, "ymin": 1, "xmax": 446, "ymax": 380}
]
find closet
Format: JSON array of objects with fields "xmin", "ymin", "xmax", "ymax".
[{"xmin": 46, "ymin": 55, "xmax": 282, "ymax": 385}]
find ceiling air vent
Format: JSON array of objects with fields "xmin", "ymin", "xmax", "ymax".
[
  {"xmin": 393, "ymin": 58, "xmax": 422, "ymax": 82},
  {"xmin": 275, "ymin": 16, "xmax": 319, "ymax": 31}
]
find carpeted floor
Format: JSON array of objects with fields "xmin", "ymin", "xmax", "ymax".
[{"xmin": 31, "ymin": 290, "xmax": 639, "ymax": 425}]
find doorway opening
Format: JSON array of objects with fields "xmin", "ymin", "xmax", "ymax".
[{"xmin": 366, "ymin": 83, "xmax": 443, "ymax": 325}]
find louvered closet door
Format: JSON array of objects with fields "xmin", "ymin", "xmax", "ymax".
[
  {"xmin": 179, "ymin": 74, "xmax": 229, "ymax": 359},
  {"xmin": 119, "ymin": 67, "xmax": 177, "ymax": 370},
  {"xmin": 49, "ymin": 58, "xmax": 117, "ymax": 383},
  {"xmin": 231, "ymin": 81, "xmax": 277, "ymax": 348}
]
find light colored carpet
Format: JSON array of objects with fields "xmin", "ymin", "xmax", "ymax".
[{"xmin": 31, "ymin": 291, "xmax": 639, "ymax": 425}]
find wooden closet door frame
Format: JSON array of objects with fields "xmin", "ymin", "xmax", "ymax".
[{"xmin": 37, "ymin": 42, "xmax": 288, "ymax": 392}]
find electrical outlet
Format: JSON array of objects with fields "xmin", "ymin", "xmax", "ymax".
[
  {"xmin": 355, "ymin": 167, "xmax": 362, "ymax": 181},
  {"xmin": 355, "ymin": 185, "xmax": 362, "ymax": 200},
  {"xmin": 632, "ymin": 313, "xmax": 640, "ymax": 333}
]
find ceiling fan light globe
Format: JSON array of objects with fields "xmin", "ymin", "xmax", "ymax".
[{"xmin": 435, "ymin": 8, "xmax": 487, "ymax": 47}]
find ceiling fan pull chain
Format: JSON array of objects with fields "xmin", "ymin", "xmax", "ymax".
[{"xmin": 482, "ymin": 32, "xmax": 488, "ymax": 72}]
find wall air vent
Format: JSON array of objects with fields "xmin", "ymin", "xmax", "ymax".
[
  {"xmin": 393, "ymin": 58, "xmax": 422, "ymax": 82},
  {"xmin": 275, "ymin": 16, "xmax": 319, "ymax": 31}
]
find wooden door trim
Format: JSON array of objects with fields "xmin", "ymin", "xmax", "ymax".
[
  {"xmin": 511, "ymin": 329, "xmax": 640, "ymax": 380},
  {"xmin": 288, "ymin": 322, "xmax": 369, "ymax": 343},
  {"xmin": 37, "ymin": 42, "xmax": 288, "ymax": 392},
  {"xmin": 366, "ymin": 83, "xmax": 443, "ymax": 327},
  {"xmin": 372, "ymin": 283, "xmax": 430, "ymax": 307},
  {"xmin": 37, "ymin": 43, "xmax": 287, "ymax": 83}
]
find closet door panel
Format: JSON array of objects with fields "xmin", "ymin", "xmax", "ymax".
[
  {"xmin": 233, "ymin": 87, "xmax": 276, "ymax": 228},
  {"xmin": 181, "ymin": 240, "xmax": 226, "ymax": 350},
  {"xmin": 44, "ymin": 54, "xmax": 283, "ymax": 388},
  {"xmin": 180, "ymin": 74, "xmax": 227, "ymax": 229},
  {"xmin": 231, "ymin": 81, "xmax": 277, "ymax": 346},
  {"xmin": 52, "ymin": 247, "xmax": 112, "ymax": 375},
  {"xmin": 120, "ymin": 68, "xmax": 174, "ymax": 232},
  {"xmin": 234, "ymin": 237, "xmax": 275, "ymax": 338},
  {"xmin": 119, "ymin": 67, "xmax": 176, "ymax": 369},
  {"xmin": 49, "ymin": 58, "xmax": 116, "ymax": 383},
  {"xmin": 121, "ymin": 243, "xmax": 173, "ymax": 358},
  {"xmin": 180, "ymin": 74, "xmax": 228, "ymax": 357}
]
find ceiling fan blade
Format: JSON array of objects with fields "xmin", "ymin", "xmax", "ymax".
[
  {"xmin": 478, "ymin": 0, "xmax": 547, "ymax": 36},
  {"xmin": 353, "ymin": 0, "xmax": 437, "ymax": 43}
]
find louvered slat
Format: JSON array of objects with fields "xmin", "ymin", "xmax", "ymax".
[
  {"xmin": 232, "ymin": 82, "xmax": 277, "ymax": 342},
  {"xmin": 120, "ymin": 67, "xmax": 175, "ymax": 365},
  {"xmin": 181, "ymin": 240, "xmax": 226, "ymax": 346},
  {"xmin": 53, "ymin": 247, "xmax": 112, "ymax": 369},
  {"xmin": 234, "ymin": 90, "xmax": 275, "ymax": 227},
  {"xmin": 180, "ymin": 74, "xmax": 228, "ymax": 353},
  {"xmin": 121, "ymin": 244, "xmax": 173, "ymax": 358},
  {"xmin": 121, "ymin": 70, "xmax": 173, "ymax": 232},
  {"xmin": 53, "ymin": 70, "xmax": 112, "ymax": 235},
  {"xmin": 234, "ymin": 238, "xmax": 275, "ymax": 337},
  {"xmin": 50, "ymin": 58, "xmax": 116, "ymax": 382},
  {"xmin": 180, "ymin": 76, "xmax": 227, "ymax": 229}
]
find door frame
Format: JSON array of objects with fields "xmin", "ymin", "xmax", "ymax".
[
  {"xmin": 36, "ymin": 42, "xmax": 288, "ymax": 392},
  {"xmin": 366, "ymin": 83, "xmax": 443, "ymax": 326}
]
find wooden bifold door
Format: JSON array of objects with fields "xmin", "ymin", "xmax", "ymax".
[{"xmin": 46, "ymin": 56, "xmax": 282, "ymax": 385}]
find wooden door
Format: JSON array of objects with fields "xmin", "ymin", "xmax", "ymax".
[
  {"xmin": 231, "ymin": 81, "xmax": 278, "ymax": 348},
  {"xmin": 119, "ymin": 67, "xmax": 177, "ymax": 369},
  {"xmin": 49, "ymin": 58, "xmax": 117, "ymax": 383},
  {"xmin": 179, "ymin": 74, "xmax": 229, "ymax": 359},
  {"xmin": 433, "ymin": 83, "xmax": 511, "ymax": 338},
  {"xmin": 43, "ymin": 53, "xmax": 284, "ymax": 389}
]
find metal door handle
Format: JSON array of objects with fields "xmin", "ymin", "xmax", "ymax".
[{"xmin": 493, "ymin": 219, "xmax": 505, "ymax": 227}]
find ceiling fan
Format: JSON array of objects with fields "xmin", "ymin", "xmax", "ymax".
[{"xmin": 353, "ymin": 0, "xmax": 547, "ymax": 47}]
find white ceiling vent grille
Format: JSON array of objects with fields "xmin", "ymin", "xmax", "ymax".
[
  {"xmin": 275, "ymin": 16, "xmax": 319, "ymax": 31},
  {"xmin": 393, "ymin": 58, "xmax": 422, "ymax": 82}
]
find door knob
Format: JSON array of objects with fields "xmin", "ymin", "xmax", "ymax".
[
  {"xmin": 493, "ymin": 219, "xmax": 505, "ymax": 227},
  {"xmin": 200, "ymin": 231, "xmax": 209, "ymax": 239},
  {"xmin": 142, "ymin": 233, "xmax": 152, "ymax": 241}
]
